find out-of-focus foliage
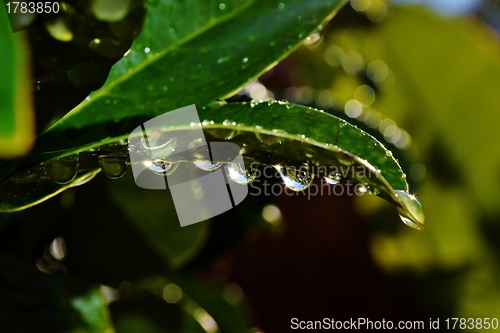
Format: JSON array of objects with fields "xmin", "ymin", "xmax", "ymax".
[
  {"xmin": 288, "ymin": 1, "xmax": 500, "ymax": 328},
  {"xmin": 0, "ymin": 7, "xmax": 34, "ymax": 158}
]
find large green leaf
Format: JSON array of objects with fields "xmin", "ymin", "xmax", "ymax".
[
  {"xmin": 0, "ymin": 8, "xmax": 34, "ymax": 157},
  {"xmin": 51, "ymin": 0, "xmax": 346, "ymax": 137},
  {"xmin": 0, "ymin": 102, "xmax": 424, "ymax": 229}
]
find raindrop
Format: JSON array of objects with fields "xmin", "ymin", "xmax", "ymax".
[
  {"xmin": 278, "ymin": 2, "xmax": 285, "ymax": 9},
  {"xmin": 275, "ymin": 165, "xmax": 314, "ymax": 192},
  {"xmin": 146, "ymin": 159, "xmax": 179, "ymax": 176},
  {"xmin": 324, "ymin": 172, "xmax": 342, "ymax": 185},
  {"xmin": 227, "ymin": 163, "xmax": 257, "ymax": 184},
  {"xmin": 242, "ymin": 57, "xmax": 248, "ymax": 63},
  {"xmin": 145, "ymin": 47, "xmax": 151, "ymax": 53},
  {"xmin": 303, "ymin": 26, "xmax": 323, "ymax": 46},
  {"xmin": 99, "ymin": 154, "xmax": 128, "ymax": 179},
  {"xmin": 194, "ymin": 160, "xmax": 222, "ymax": 172},
  {"xmin": 141, "ymin": 134, "xmax": 177, "ymax": 159},
  {"xmin": 44, "ymin": 155, "xmax": 79, "ymax": 184},
  {"xmin": 355, "ymin": 183, "xmax": 367, "ymax": 195},
  {"xmin": 219, "ymin": 3, "xmax": 225, "ymax": 10},
  {"xmin": 394, "ymin": 190, "xmax": 425, "ymax": 230},
  {"xmin": 5, "ymin": 167, "xmax": 42, "ymax": 196},
  {"xmin": 92, "ymin": 0, "xmax": 130, "ymax": 21}
]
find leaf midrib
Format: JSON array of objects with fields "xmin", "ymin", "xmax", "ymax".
[{"xmin": 57, "ymin": 0, "xmax": 258, "ymax": 124}]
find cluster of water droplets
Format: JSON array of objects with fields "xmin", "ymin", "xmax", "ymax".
[{"xmin": 0, "ymin": 122, "xmax": 423, "ymax": 229}]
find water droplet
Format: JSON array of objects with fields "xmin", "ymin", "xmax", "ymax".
[
  {"xmin": 217, "ymin": 58, "xmax": 224, "ymax": 64},
  {"xmin": 324, "ymin": 172, "xmax": 342, "ymax": 185},
  {"xmin": 5, "ymin": 167, "xmax": 42, "ymax": 196},
  {"xmin": 146, "ymin": 159, "xmax": 179, "ymax": 175},
  {"xmin": 297, "ymin": 33, "xmax": 303, "ymax": 39},
  {"xmin": 219, "ymin": 3, "xmax": 225, "ymax": 10},
  {"xmin": 227, "ymin": 163, "xmax": 257, "ymax": 184},
  {"xmin": 44, "ymin": 155, "xmax": 79, "ymax": 184},
  {"xmin": 194, "ymin": 160, "xmax": 222, "ymax": 172},
  {"xmin": 141, "ymin": 134, "xmax": 177, "ymax": 159},
  {"xmin": 99, "ymin": 154, "xmax": 128, "ymax": 179},
  {"xmin": 145, "ymin": 47, "xmax": 151, "ymax": 53},
  {"xmin": 278, "ymin": 2, "xmax": 285, "ymax": 9},
  {"xmin": 303, "ymin": 25, "xmax": 323, "ymax": 46},
  {"xmin": 242, "ymin": 57, "xmax": 248, "ymax": 63},
  {"xmin": 386, "ymin": 150, "xmax": 393, "ymax": 157},
  {"xmin": 169, "ymin": 77, "xmax": 175, "ymax": 82},
  {"xmin": 275, "ymin": 165, "xmax": 314, "ymax": 192},
  {"xmin": 355, "ymin": 183, "xmax": 368, "ymax": 195},
  {"xmin": 394, "ymin": 190, "xmax": 425, "ymax": 230}
]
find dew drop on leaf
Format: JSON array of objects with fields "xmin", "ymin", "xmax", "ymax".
[
  {"xmin": 146, "ymin": 159, "xmax": 179, "ymax": 175},
  {"xmin": 99, "ymin": 154, "xmax": 128, "ymax": 179},
  {"xmin": 194, "ymin": 160, "xmax": 222, "ymax": 172},
  {"xmin": 303, "ymin": 25, "xmax": 323, "ymax": 46},
  {"xmin": 324, "ymin": 172, "xmax": 342, "ymax": 185},
  {"xmin": 5, "ymin": 167, "xmax": 42, "ymax": 196},
  {"xmin": 227, "ymin": 163, "xmax": 257, "ymax": 184},
  {"xmin": 44, "ymin": 154, "xmax": 79, "ymax": 184},
  {"xmin": 355, "ymin": 183, "xmax": 367, "ymax": 195},
  {"xmin": 275, "ymin": 165, "xmax": 314, "ymax": 191},
  {"xmin": 394, "ymin": 190, "xmax": 425, "ymax": 230}
]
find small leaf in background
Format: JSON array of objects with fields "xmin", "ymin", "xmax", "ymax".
[{"xmin": 0, "ymin": 9, "xmax": 34, "ymax": 158}]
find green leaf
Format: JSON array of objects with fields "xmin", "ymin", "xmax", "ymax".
[
  {"xmin": 0, "ymin": 102, "xmax": 424, "ymax": 229},
  {"xmin": 0, "ymin": 9, "xmax": 34, "ymax": 157}
]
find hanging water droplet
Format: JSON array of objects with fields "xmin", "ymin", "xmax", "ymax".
[
  {"xmin": 194, "ymin": 160, "xmax": 222, "ymax": 172},
  {"xmin": 324, "ymin": 172, "xmax": 342, "ymax": 185},
  {"xmin": 44, "ymin": 155, "xmax": 79, "ymax": 184},
  {"xmin": 99, "ymin": 154, "xmax": 128, "ymax": 179},
  {"xmin": 141, "ymin": 134, "xmax": 177, "ymax": 159},
  {"xmin": 146, "ymin": 159, "xmax": 179, "ymax": 176},
  {"xmin": 355, "ymin": 183, "xmax": 367, "ymax": 195},
  {"xmin": 303, "ymin": 25, "xmax": 323, "ymax": 46},
  {"xmin": 394, "ymin": 190, "xmax": 425, "ymax": 230},
  {"xmin": 5, "ymin": 167, "xmax": 42, "ymax": 196},
  {"xmin": 275, "ymin": 165, "xmax": 314, "ymax": 192},
  {"xmin": 227, "ymin": 163, "xmax": 257, "ymax": 184}
]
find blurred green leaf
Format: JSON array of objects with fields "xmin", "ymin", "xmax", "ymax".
[
  {"xmin": 107, "ymin": 172, "xmax": 208, "ymax": 270},
  {"xmin": 376, "ymin": 6, "xmax": 500, "ymax": 214},
  {"xmin": 0, "ymin": 8, "xmax": 34, "ymax": 157}
]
